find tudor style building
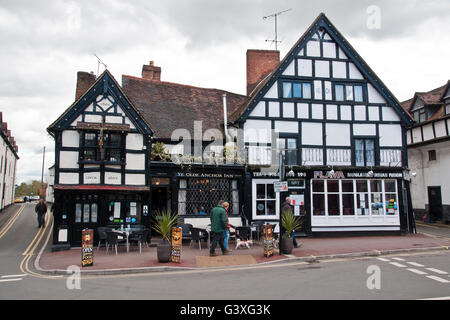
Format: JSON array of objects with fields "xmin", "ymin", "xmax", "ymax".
[
  {"xmin": 230, "ymin": 13, "xmax": 415, "ymax": 234},
  {"xmin": 402, "ymin": 80, "xmax": 450, "ymax": 223},
  {"xmin": 47, "ymin": 70, "xmax": 153, "ymax": 248}
]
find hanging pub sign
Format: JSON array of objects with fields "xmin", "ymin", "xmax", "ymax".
[
  {"xmin": 170, "ymin": 227, "xmax": 182, "ymax": 263},
  {"xmin": 81, "ymin": 229, "xmax": 94, "ymax": 267},
  {"xmin": 263, "ymin": 224, "xmax": 274, "ymax": 258}
]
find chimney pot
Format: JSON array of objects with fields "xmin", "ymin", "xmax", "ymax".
[{"xmin": 142, "ymin": 60, "xmax": 161, "ymax": 81}]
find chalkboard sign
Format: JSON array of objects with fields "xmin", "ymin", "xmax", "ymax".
[
  {"xmin": 263, "ymin": 225, "xmax": 274, "ymax": 258},
  {"xmin": 170, "ymin": 227, "xmax": 182, "ymax": 263},
  {"xmin": 81, "ymin": 229, "xmax": 94, "ymax": 267}
]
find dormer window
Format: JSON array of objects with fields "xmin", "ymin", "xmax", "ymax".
[{"xmin": 412, "ymin": 108, "xmax": 427, "ymax": 123}]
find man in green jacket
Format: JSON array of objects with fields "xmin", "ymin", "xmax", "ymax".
[{"xmin": 209, "ymin": 201, "xmax": 232, "ymax": 256}]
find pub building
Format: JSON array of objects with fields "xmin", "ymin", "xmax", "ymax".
[
  {"xmin": 48, "ymin": 64, "xmax": 248, "ymax": 249},
  {"xmin": 229, "ymin": 13, "xmax": 415, "ymax": 235}
]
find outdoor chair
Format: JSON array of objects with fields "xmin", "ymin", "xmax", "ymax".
[
  {"xmin": 190, "ymin": 227, "xmax": 207, "ymax": 250},
  {"xmin": 180, "ymin": 223, "xmax": 193, "ymax": 242},
  {"xmin": 105, "ymin": 231, "xmax": 121, "ymax": 255},
  {"xmin": 235, "ymin": 226, "xmax": 251, "ymax": 242},
  {"xmin": 97, "ymin": 227, "xmax": 112, "ymax": 251},
  {"xmin": 250, "ymin": 221, "xmax": 264, "ymax": 242},
  {"xmin": 129, "ymin": 229, "xmax": 151, "ymax": 254}
]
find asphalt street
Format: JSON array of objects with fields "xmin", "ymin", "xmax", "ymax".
[{"xmin": 0, "ymin": 203, "xmax": 449, "ymax": 300}]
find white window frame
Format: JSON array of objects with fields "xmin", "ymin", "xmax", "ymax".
[{"xmin": 252, "ymin": 179, "xmax": 280, "ymax": 220}]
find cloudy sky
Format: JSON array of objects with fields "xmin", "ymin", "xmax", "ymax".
[{"xmin": 0, "ymin": 0, "xmax": 449, "ymax": 184}]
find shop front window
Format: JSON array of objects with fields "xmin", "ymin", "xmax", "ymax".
[
  {"xmin": 256, "ymin": 183, "xmax": 276, "ymax": 216},
  {"xmin": 312, "ymin": 180, "xmax": 325, "ymax": 216},
  {"xmin": 342, "ymin": 180, "xmax": 355, "ymax": 215},
  {"xmin": 327, "ymin": 180, "xmax": 340, "ymax": 216},
  {"xmin": 178, "ymin": 178, "xmax": 239, "ymax": 216}
]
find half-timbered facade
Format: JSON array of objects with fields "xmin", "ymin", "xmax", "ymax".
[
  {"xmin": 230, "ymin": 13, "xmax": 415, "ymax": 234},
  {"xmin": 403, "ymin": 80, "xmax": 450, "ymax": 223},
  {"xmin": 47, "ymin": 70, "xmax": 153, "ymax": 248}
]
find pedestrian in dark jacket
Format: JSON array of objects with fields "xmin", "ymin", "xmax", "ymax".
[
  {"xmin": 35, "ymin": 198, "xmax": 47, "ymax": 228},
  {"xmin": 209, "ymin": 201, "xmax": 232, "ymax": 257}
]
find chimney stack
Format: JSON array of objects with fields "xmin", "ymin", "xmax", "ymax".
[
  {"xmin": 246, "ymin": 49, "xmax": 280, "ymax": 96},
  {"xmin": 75, "ymin": 71, "xmax": 96, "ymax": 100},
  {"xmin": 142, "ymin": 60, "xmax": 161, "ymax": 81}
]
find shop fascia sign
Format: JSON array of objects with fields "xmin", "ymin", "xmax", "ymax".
[
  {"xmin": 314, "ymin": 171, "xmax": 403, "ymax": 179},
  {"xmin": 176, "ymin": 172, "xmax": 240, "ymax": 179}
]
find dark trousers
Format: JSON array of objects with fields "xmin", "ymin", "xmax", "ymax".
[
  {"xmin": 37, "ymin": 213, "xmax": 45, "ymax": 228},
  {"xmin": 210, "ymin": 231, "xmax": 226, "ymax": 254},
  {"xmin": 281, "ymin": 227, "xmax": 298, "ymax": 247}
]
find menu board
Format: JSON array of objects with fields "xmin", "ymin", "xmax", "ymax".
[
  {"xmin": 263, "ymin": 224, "xmax": 274, "ymax": 258},
  {"xmin": 81, "ymin": 229, "xmax": 94, "ymax": 267},
  {"xmin": 170, "ymin": 227, "xmax": 182, "ymax": 263}
]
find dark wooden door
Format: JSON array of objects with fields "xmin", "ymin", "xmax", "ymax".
[{"xmin": 427, "ymin": 186, "xmax": 442, "ymax": 221}]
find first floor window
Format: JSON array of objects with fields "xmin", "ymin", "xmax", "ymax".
[
  {"xmin": 282, "ymin": 81, "xmax": 312, "ymax": 99},
  {"xmin": 355, "ymin": 138, "xmax": 375, "ymax": 167}
]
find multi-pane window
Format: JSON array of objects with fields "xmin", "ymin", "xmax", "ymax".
[
  {"xmin": 312, "ymin": 180, "xmax": 398, "ymax": 217},
  {"xmin": 355, "ymin": 138, "xmax": 375, "ymax": 167},
  {"xmin": 335, "ymin": 84, "xmax": 364, "ymax": 102},
  {"xmin": 255, "ymin": 183, "xmax": 277, "ymax": 217},
  {"xmin": 282, "ymin": 81, "xmax": 312, "ymax": 99},
  {"xmin": 81, "ymin": 131, "xmax": 123, "ymax": 163},
  {"xmin": 277, "ymin": 138, "xmax": 297, "ymax": 165},
  {"xmin": 413, "ymin": 108, "xmax": 427, "ymax": 123}
]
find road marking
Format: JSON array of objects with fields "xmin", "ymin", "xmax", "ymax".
[
  {"xmin": 0, "ymin": 278, "xmax": 23, "ymax": 283},
  {"xmin": 419, "ymin": 296, "xmax": 450, "ymax": 300},
  {"xmin": 392, "ymin": 257, "xmax": 405, "ymax": 261},
  {"xmin": 389, "ymin": 262, "xmax": 407, "ymax": 268},
  {"xmin": 426, "ymin": 268, "xmax": 448, "ymax": 275},
  {"xmin": 23, "ymin": 211, "xmax": 48, "ymax": 256},
  {"xmin": 406, "ymin": 268, "xmax": 428, "ymax": 275},
  {"xmin": 426, "ymin": 275, "xmax": 450, "ymax": 284},
  {"xmin": 407, "ymin": 262, "xmax": 425, "ymax": 267},
  {"xmin": 1, "ymin": 274, "xmax": 27, "ymax": 278},
  {"xmin": 0, "ymin": 205, "xmax": 25, "ymax": 239},
  {"xmin": 376, "ymin": 257, "xmax": 390, "ymax": 262}
]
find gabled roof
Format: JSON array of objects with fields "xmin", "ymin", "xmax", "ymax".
[
  {"xmin": 230, "ymin": 13, "xmax": 414, "ymax": 126},
  {"xmin": 47, "ymin": 70, "xmax": 153, "ymax": 136},
  {"xmin": 400, "ymin": 80, "xmax": 450, "ymax": 124},
  {"xmin": 122, "ymin": 75, "xmax": 247, "ymax": 140}
]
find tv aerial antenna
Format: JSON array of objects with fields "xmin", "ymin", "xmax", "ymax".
[
  {"xmin": 263, "ymin": 8, "xmax": 292, "ymax": 50},
  {"xmin": 94, "ymin": 54, "xmax": 108, "ymax": 76}
]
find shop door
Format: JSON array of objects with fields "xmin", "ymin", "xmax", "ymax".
[
  {"xmin": 151, "ymin": 187, "xmax": 169, "ymax": 215},
  {"xmin": 427, "ymin": 187, "xmax": 442, "ymax": 222},
  {"xmin": 288, "ymin": 191, "xmax": 307, "ymax": 236},
  {"xmin": 72, "ymin": 196, "xmax": 100, "ymax": 245}
]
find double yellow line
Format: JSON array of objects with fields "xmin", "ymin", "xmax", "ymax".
[
  {"xmin": 0, "ymin": 204, "xmax": 25, "ymax": 239},
  {"xmin": 20, "ymin": 211, "xmax": 58, "ymax": 278}
]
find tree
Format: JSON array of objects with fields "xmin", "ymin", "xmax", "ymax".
[{"xmin": 15, "ymin": 180, "xmax": 47, "ymax": 197}]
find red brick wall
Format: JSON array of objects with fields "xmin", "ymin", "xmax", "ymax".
[
  {"xmin": 246, "ymin": 50, "xmax": 280, "ymax": 96},
  {"xmin": 142, "ymin": 61, "xmax": 161, "ymax": 81},
  {"xmin": 75, "ymin": 71, "xmax": 96, "ymax": 100}
]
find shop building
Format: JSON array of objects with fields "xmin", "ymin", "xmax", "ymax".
[
  {"xmin": 229, "ymin": 13, "xmax": 415, "ymax": 234},
  {"xmin": 0, "ymin": 113, "xmax": 19, "ymax": 210},
  {"xmin": 47, "ymin": 70, "xmax": 153, "ymax": 249},
  {"xmin": 402, "ymin": 80, "xmax": 450, "ymax": 223}
]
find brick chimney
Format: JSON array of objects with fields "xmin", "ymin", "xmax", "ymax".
[
  {"xmin": 246, "ymin": 49, "xmax": 280, "ymax": 96},
  {"xmin": 75, "ymin": 71, "xmax": 96, "ymax": 100},
  {"xmin": 142, "ymin": 61, "xmax": 161, "ymax": 81}
]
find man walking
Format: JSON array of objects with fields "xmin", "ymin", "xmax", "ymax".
[
  {"xmin": 209, "ymin": 200, "xmax": 232, "ymax": 257},
  {"xmin": 35, "ymin": 198, "xmax": 47, "ymax": 228}
]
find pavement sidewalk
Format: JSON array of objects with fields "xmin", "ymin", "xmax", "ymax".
[{"xmin": 34, "ymin": 232, "xmax": 450, "ymax": 276}]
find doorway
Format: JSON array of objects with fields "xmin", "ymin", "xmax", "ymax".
[
  {"xmin": 151, "ymin": 187, "xmax": 171, "ymax": 214},
  {"xmin": 427, "ymin": 186, "xmax": 442, "ymax": 222}
]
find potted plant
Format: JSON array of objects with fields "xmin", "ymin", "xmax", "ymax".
[
  {"xmin": 152, "ymin": 209, "xmax": 178, "ymax": 262},
  {"xmin": 280, "ymin": 210, "xmax": 303, "ymax": 254}
]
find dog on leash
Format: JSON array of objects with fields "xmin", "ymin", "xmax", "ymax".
[{"xmin": 235, "ymin": 239, "xmax": 253, "ymax": 249}]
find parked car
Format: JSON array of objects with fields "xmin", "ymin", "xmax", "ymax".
[{"xmin": 14, "ymin": 197, "xmax": 24, "ymax": 203}]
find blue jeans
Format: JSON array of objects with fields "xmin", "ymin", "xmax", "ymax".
[{"xmin": 223, "ymin": 229, "xmax": 230, "ymax": 249}]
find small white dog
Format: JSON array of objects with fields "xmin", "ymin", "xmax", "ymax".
[{"xmin": 235, "ymin": 239, "xmax": 253, "ymax": 249}]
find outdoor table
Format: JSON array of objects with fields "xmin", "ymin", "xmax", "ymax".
[{"xmin": 112, "ymin": 227, "xmax": 140, "ymax": 253}]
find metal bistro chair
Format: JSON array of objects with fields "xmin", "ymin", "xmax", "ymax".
[
  {"xmin": 190, "ymin": 227, "xmax": 207, "ymax": 250},
  {"xmin": 129, "ymin": 229, "xmax": 151, "ymax": 254},
  {"xmin": 105, "ymin": 231, "xmax": 121, "ymax": 256},
  {"xmin": 180, "ymin": 223, "xmax": 193, "ymax": 242},
  {"xmin": 97, "ymin": 227, "xmax": 112, "ymax": 251},
  {"xmin": 250, "ymin": 221, "xmax": 264, "ymax": 242}
]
